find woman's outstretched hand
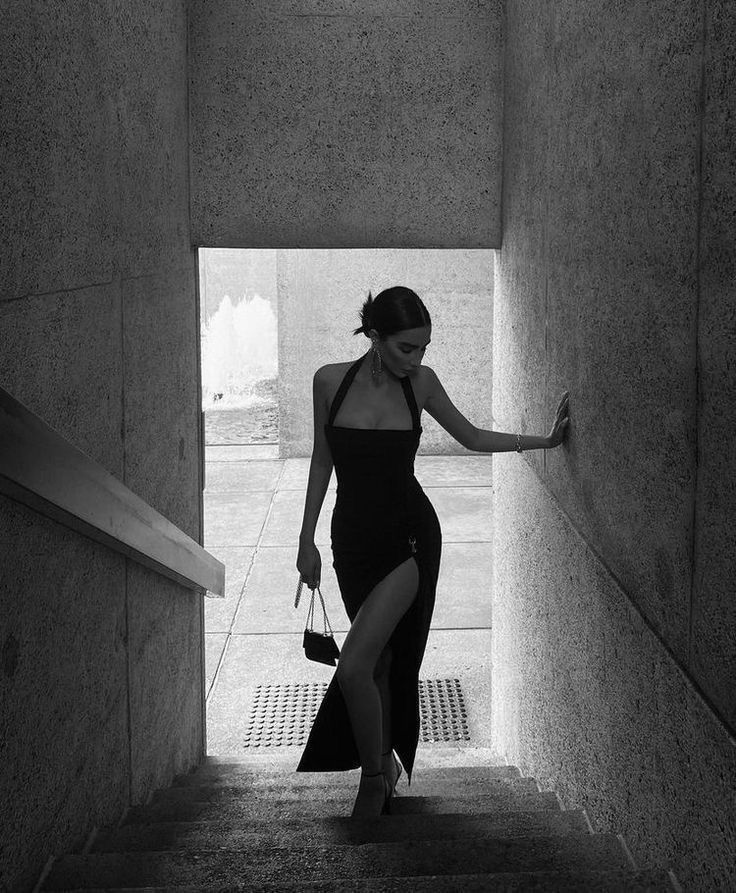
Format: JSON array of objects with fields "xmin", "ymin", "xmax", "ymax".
[
  {"xmin": 547, "ymin": 391, "xmax": 570, "ymax": 447},
  {"xmin": 297, "ymin": 538, "xmax": 322, "ymax": 591}
]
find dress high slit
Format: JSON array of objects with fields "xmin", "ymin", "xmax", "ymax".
[{"xmin": 296, "ymin": 357, "xmax": 442, "ymax": 783}]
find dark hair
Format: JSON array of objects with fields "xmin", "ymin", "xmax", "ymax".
[{"xmin": 353, "ymin": 286, "xmax": 431, "ymax": 338}]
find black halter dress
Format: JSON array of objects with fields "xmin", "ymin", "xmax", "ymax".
[{"xmin": 296, "ymin": 357, "xmax": 442, "ymax": 783}]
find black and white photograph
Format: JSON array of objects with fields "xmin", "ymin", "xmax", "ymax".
[{"xmin": 1, "ymin": 2, "xmax": 734, "ymax": 891}]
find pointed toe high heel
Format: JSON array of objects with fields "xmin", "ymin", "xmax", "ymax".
[
  {"xmin": 351, "ymin": 771, "xmax": 390, "ymax": 819},
  {"xmin": 383, "ymin": 750, "xmax": 403, "ymax": 794},
  {"xmin": 382, "ymin": 750, "xmax": 403, "ymax": 814}
]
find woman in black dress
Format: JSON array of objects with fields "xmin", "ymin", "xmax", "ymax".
[{"xmin": 296, "ymin": 286, "xmax": 569, "ymax": 818}]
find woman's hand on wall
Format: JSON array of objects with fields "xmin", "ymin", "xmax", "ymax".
[
  {"xmin": 547, "ymin": 391, "xmax": 570, "ymax": 448},
  {"xmin": 297, "ymin": 538, "xmax": 322, "ymax": 590}
]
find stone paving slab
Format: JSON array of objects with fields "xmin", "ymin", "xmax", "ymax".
[
  {"xmin": 433, "ymin": 542, "xmax": 492, "ymax": 628},
  {"xmin": 225, "ymin": 543, "xmax": 492, "ymax": 635},
  {"xmin": 276, "ymin": 455, "xmax": 494, "ymax": 491},
  {"xmin": 261, "ymin": 488, "xmax": 337, "ymax": 546},
  {"xmin": 414, "ymin": 455, "xmax": 494, "ymax": 488},
  {"xmin": 203, "ymin": 460, "xmax": 284, "ymax": 493},
  {"xmin": 429, "ymin": 487, "xmax": 493, "ymax": 542},
  {"xmin": 232, "ymin": 545, "xmax": 348, "ymax": 634},
  {"xmin": 204, "ymin": 633, "xmax": 228, "ymax": 696},
  {"xmin": 202, "ymin": 452, "xmax": 493, "ymax": 757},
  {"xmin": 278, "ymin": 458, "xmax": 337, "ymax": 491},
  {"xmin": 203, "ymin": 491, "xmax": 274, "ymax": 548},
  {"xmin": 206, "ymin": 444, "xmax": 280, "ymax": 462},
  {"xmin": 203, "ymin": 547, "xmax": 255, "ymax": 632},
  {"xmin": 204, "ymin": 629, "xmax": 491, "ymax": 754}
]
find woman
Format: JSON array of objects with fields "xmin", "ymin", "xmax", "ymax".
[{"xmin": 295, "ymin": 286, "xmax": 569, "ymax": 818}]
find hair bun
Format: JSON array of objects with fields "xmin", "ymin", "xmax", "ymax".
[{"xmin": 353, "ymin": 291, "xmax": 374, "ymax": 336}]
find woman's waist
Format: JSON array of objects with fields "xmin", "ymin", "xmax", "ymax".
[
  {"xmin": 331, "ymin": 479, "xmax": 434, "ymax": 529},
  {"xmin": 332, "ymin": 474, "xmax": 420, "ymax": 506}
]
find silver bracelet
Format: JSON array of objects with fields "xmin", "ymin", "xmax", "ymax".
[{"xmin": 516, "ymin": 432, "xmax": 522, "ymax": 453}]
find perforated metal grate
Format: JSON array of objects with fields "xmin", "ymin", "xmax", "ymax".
[
  {"xmin": 418, "ymin": 677, "xmax": 471, "ymax": 743},
  {"xmin": 242, "ymin": 677, "xmax": 470, "ymax": 748}
]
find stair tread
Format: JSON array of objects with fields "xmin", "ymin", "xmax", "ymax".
[
  {"xmin": 93, "ymin": 809, "xmax": 591, "ymax": 851},
  {"xmin": 43, "ymin": 835, "xmax": 632, "ymax": 889},
  {"xmin": 123, "ymin": 790, "xmax": 563, "ymax": 824},
  {"xmin": 176, "ymin": 765, "xmax": 523, "ymax": 788},
  {"xmin": 53, "ymin": 871, "xmax": 676, "ymax": 893},
  {"xmin": 198, "ymin": 748, "xmax": 507, "ymax": 771},
  {"xmin": 157, "ymin": 775, "xmax": 540, "ymax": 802}
]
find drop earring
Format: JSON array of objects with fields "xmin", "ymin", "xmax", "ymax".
[{"xmin": 371, "ymin": 343, "xmax": 383, "ymax": 378}]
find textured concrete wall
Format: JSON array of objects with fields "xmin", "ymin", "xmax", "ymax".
[
  {"xmin": 0, "ymin": 3, "xmax": 203, "ymax": 890},
  {"xmin": 492, "ymin": 461, "xmax": 736, "ymax": 888},
  {"xmin": 277, "ymin": 250, "xmax": 494, "ymax": 457},
  {"xmin": 188, "ymin": 1, "xmax": 503, "ymax": 248},
  {"xmin": 492, "ymin": 1, "xmax": 736, "ymax": 888}
]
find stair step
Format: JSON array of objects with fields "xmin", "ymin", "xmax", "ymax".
[
  {"xmin": 94, "ymin": 809, "xmax": 591, "ymax": 852},
  {"xmin": 157, "ymin": 775, "xmax": 539, "ymax": 803},
  {"xmin": 43, "ymin": 835, "xmax": 631, "ymax": 889},
  {"xmin": 54, "ymin": 869, "xmax": 678, "ymax": 892},
  {"xmin": 124, "ymin": 790, "xmax": 562, "ymax": 825},
  {"xmin": 178, "ymin": 763, "xmax": 522, "ymax": 786},
  {"xmin": 196, "ymin": 746, "xmax": 507, "ymax": 773}
]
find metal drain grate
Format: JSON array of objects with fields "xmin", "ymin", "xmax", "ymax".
[
  {"xmin": 418, "ymin": 677, "xmax": 470, "ymax": 743},
  {"xmin": 242, "ymin": 678, "xmax": 470, "ymax": 748},
  {"xmin": 244, "ymin": 682, "xmax": 328, "ymax": 748}
]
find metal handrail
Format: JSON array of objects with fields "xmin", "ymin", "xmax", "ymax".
[{"xmin": 0, "ymin": 386, "xmax": 224, "ymax": 596}]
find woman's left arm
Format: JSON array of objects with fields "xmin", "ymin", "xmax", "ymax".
[{"xmin": 421, "ymin": 367, "xmax": 569, "ymax": 453}]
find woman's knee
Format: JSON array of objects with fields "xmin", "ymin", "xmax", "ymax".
[
  {"xmin": 373, "ymin": 646, "xmax": 393, "ymax": 681},
  {"xmin": 336, "ymin": 650, "xmax": 372, "ymax": 692}
]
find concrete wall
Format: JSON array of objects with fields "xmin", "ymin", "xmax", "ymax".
[
  {"xmin": 188, "ymin": 1, "xmax": 503, "ymax": 248},
  {"xmin": 277, "ymin": 250, "xmax": 494, "ymax": 457},
  {"xmin": 492, "ymin": 1, "xmax": 736, "ymax": 888},
  {"xmin": 0, "ymin": 3, "xmax": 204, "ymax": 890}
]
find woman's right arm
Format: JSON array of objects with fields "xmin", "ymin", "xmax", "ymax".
[{"xmin": 296, "ymin": 367, "xmax": 334, "ymax": 589}]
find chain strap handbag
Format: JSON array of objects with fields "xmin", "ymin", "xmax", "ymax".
[{"xmin": 295, "ymin": 578, "xmax": 341, "ymax": 666}]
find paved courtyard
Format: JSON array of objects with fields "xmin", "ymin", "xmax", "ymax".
[{"xmin": 203, "ymin": 444, "xmax": 495, "ymax": 764}]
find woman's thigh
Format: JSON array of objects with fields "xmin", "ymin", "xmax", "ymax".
[{"xmin": 339, "ymin": 557, "xmax": 419, "ymax": 672}]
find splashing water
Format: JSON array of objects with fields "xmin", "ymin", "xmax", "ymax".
[{"xmin": 201, "ymin": 294, "xmax": 278, "ymax": 408}]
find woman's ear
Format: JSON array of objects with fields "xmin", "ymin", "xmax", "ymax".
[{"xmin": 367, "ymin": 328, "xmax": 380, "ymax": 343}]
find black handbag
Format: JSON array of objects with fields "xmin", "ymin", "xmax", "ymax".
[{"xmin": 295, "ymin": 579, "xmax": 341, "ymax": 666}]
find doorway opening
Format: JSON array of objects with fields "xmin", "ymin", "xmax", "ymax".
[
  {"xmin": 199, "ymin": 248, "xmax": 279, "ymax": 455},
  {"xmin": 199, "ymin": 249, "xmax": 495, "ymax": 761}
]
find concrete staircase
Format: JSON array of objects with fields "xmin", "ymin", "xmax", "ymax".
[{"xmin": 40, "ymin": 752, "xmax": 681, "ymax": 891}]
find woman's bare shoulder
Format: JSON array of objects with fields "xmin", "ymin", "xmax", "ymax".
[
  {"xmin": 314, "ymin": 361, "xmax": 352, "ymax": 383},
  {"xmin": 412, "ymin": 365, "xmax": 440, "ymax": 401},
  {"xmin": 313, "ymin": 361, "xmax": 354, "ymax": 397}
]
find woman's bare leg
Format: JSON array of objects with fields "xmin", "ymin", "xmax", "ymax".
[
  {"xmin": 374, "ymin": 646, "xmax": 393, "ymax": 755},
  {"xmin": 374, "ymin": 647, "xmax": 401, "ymax": 790},
  {"xmin": 336, "ymin": 557, "xmax": 418, "ymax": 816}
]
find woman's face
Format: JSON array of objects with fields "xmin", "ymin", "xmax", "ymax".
[{"xmin": 373, "ymin": 325, "xmax": 431, "ymax": 379}]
